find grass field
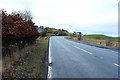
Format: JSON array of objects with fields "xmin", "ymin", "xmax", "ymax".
[
  {"xmin": 83, "ymin": 34, "xmax": 120, "ymax": 41},
  {"xmin": 69, "ymin": 34, "xmax": 120, "ymax": 48},
  {"xmin": 46, "ymin": 33, "xmax": 57, "ymax": 36}
]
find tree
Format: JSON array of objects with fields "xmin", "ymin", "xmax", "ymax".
[
  {"xmin": 45, "ymin": 27, "xmax": 49, "ymax": 33},
  {"xmin": 38, "ymin": 26, "xmax": 46, "ymax": 37},
  {"xmin": 77, "ymin": 32, "xmax": 82, "ymax": 40},
  {"xmin": 2, "ymin": 9, "xmax": 39, "ymax": 45},
  {"xmin": 77, "ymin": 32, "xmax": 82, "ymax": 37},
  {"xmin": 20, "ymin": 9, "xmax": 33, "ymax": 22},
  {"xmin": 73, "ymin": 32, "xmax": 77, "ymax": 37}
]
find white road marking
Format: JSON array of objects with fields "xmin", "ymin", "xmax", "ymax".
[
  {"xmin": 74, "ymin": 46, "xmax": 93, "ymax": 55},
  {"xmin": 114, "ymin": 63, "xmax": 120, "ymax": 67},
  {"xmin": 49, "ymin": 38, "xmax": 52, "ymax": 64},
  {"xmin": 111, "ymin": 50, "xmax": 118, "ymax": 53},
  {"xmin": 47, "ymin": 66, "xmax": 52, "ymax": 78},
  {"xmin": 47, "ymin": 38, "xmax": 52, "ymax": 79},
  {"xmin": 74, "ymin": 46, "xmax": 81, "ymax": 49}
]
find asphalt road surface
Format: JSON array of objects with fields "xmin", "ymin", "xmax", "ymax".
[{"xmin": 48, "ymin": 36, "xmax": 118, "ymax": 78}]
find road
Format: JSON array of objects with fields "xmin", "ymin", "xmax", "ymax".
[{"xmin": 48, "ymin": 36, "xmax": 118, "ymax": 78}]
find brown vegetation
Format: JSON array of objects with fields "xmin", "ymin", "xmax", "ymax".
[
  {"xmin": 70, "ymin": 37, "xmax": 120, "ymax": 48},
  {"xmin": 1, "ymin": 10, "xmax": 48, "ymax": 78},
  {"xmin": 2, "ymin": 10, "xmax": 39, "ymax": 57},
  {"xmin": 2, "ymin": 37, "xmax": 48, "ymax": 78}
]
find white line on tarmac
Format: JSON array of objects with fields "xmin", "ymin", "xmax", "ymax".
[
  {"xmin": 74, "ymin": 46, "xmax": 93, "ymax": 55},
  {"xmin": 47, "ymin": 38, "xmax": 52, "ymax": 79},
  {"xmin": 114, "ymin": 63, "xmax": 120, "ymax": 67},
  {"xmin": 49, "ymin": 39, "xmax": 52, "ymax": 64},
  {"xmin": 47, "ymin": 66, "xmax": 52, "ymax": 78}
]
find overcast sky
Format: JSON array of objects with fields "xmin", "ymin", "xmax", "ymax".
[{"xmin": 0, "ymin": 0, "xmax": 119, "ymax": 37}]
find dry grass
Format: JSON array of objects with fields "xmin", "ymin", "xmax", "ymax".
[
  {"xmin": 2, "ymin": 37, "xmax": 49, "ymax": 78},
  {"xmin": 70, "ymin": 37, "xmax": 120, "ymax": 48}
]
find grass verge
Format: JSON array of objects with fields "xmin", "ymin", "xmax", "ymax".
[
  {"xmin": 68, "ymin": 36, "xmax": 120, "ymax": 48},
  {"xmin": 2, "ymin": 37, "xmax": 49, "ymax": 79}
]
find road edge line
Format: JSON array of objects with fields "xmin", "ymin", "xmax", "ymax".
[{"xmin": 47, "ymin": 38, "xmax": 52, "ymax": 79}]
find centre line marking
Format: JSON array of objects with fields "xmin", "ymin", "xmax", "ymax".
[
  {"xmin": 74, "ymin": 46, "xmax": 93, "ymax": 55},
  {"xmin": 114, "ymin": 63, "xmax": 120, "ymax": 67}
]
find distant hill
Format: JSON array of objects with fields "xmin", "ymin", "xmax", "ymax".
[
  {"xmin": 83, "ymin": 34, "xmax": 120, "ymax": 41},
  {"xmin": 45, "ymin": 27, "xmax": 73, "ymax": 36}
]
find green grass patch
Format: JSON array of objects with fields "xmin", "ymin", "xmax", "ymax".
[
  {"xmin": 47, "ymin": 33, "xmax": 57, "ymax": 36},
  {"xmin": 84, "ymin": 34, "xmax": 120, "ymax": 41}
]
